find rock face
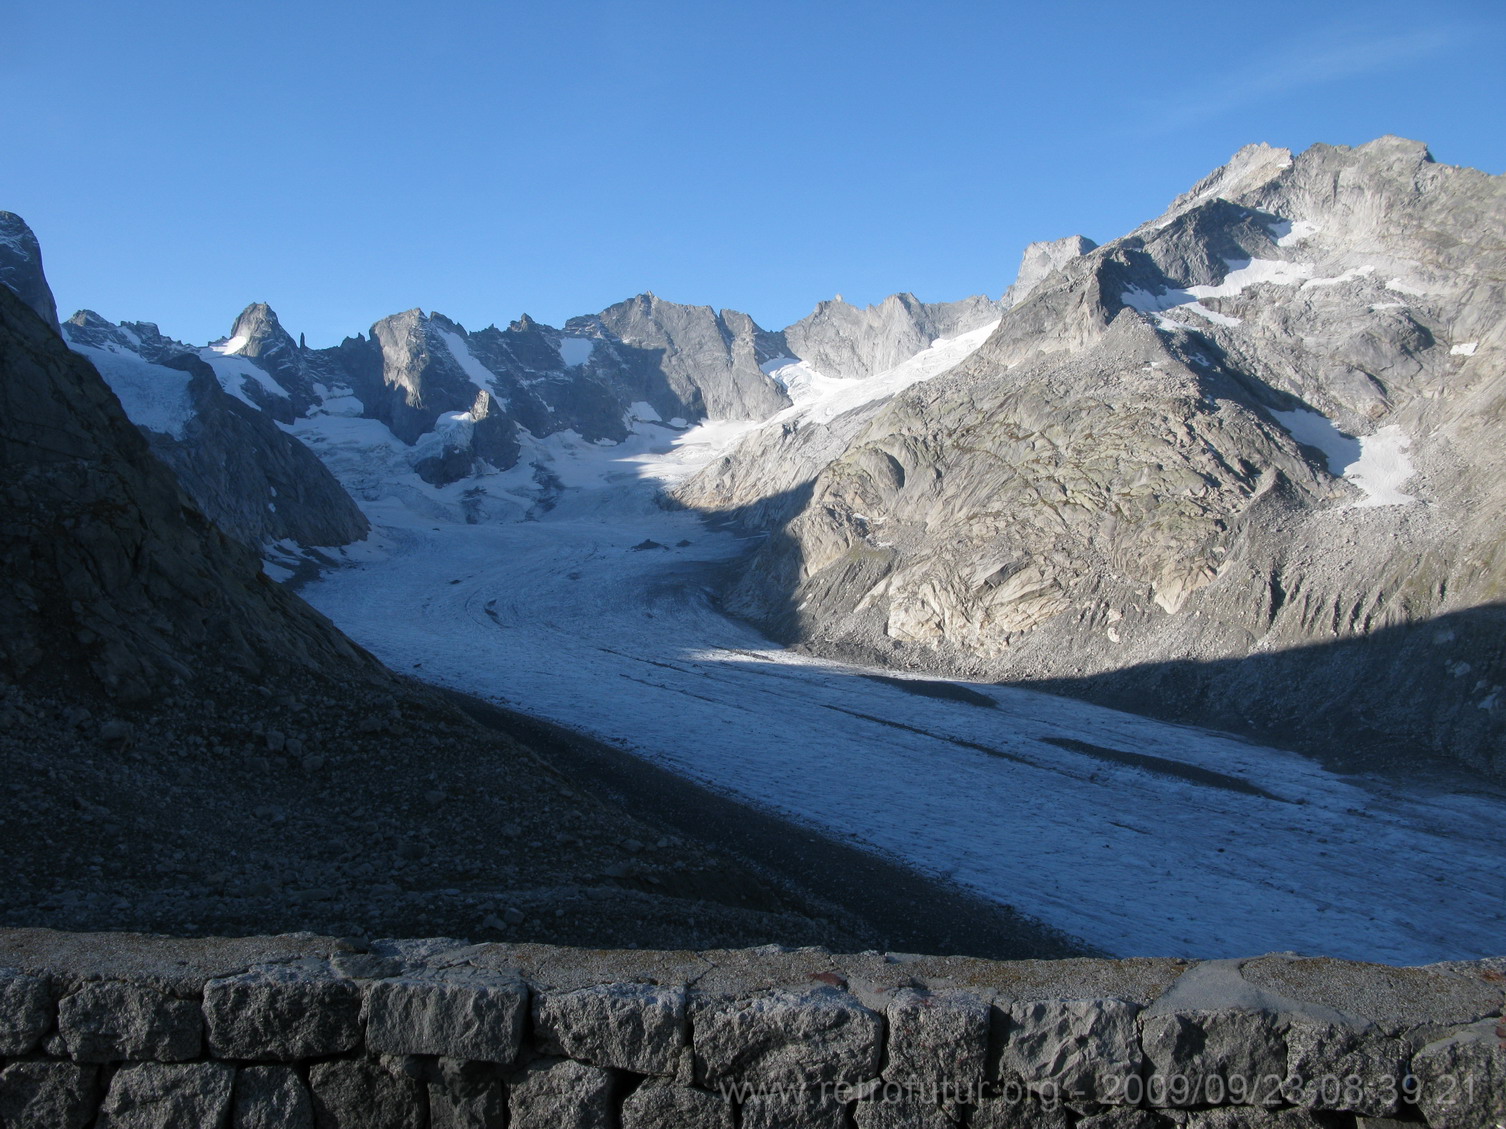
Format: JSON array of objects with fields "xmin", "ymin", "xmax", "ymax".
[
  {"xmin": 1001, "ymin": 235, "xmax": 1098, "ymax": 308},
  {"xmin": 59, "ymin": 304, "xmax": 370, "ymax": 550},
  {"xmin": 0, "ymin": 283, "xmax": 379, "ymax": 699},
  {"xmin": 783, "ymin": 292, "xmax": 1002, "ymax": 381},
  {"xmin": 588, "ymin": 292, "xmax": 792, "ymax": 420},
  {"xmin": 147, "ymin": 354, "xmax": 370, "ymax": 548},
  {"xmin": 690, "ymin": 137, "xmax": 1506, "ymax": 776},
  {"xmin": 0, "ymin": 211, "xmax": 59, "ymax": 332}
]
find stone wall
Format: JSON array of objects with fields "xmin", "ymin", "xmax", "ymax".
[{"xmin": 0, "ymin": 929, "xmax": 1501, "ymax": 1128}]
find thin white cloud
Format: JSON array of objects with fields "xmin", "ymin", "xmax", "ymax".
[{"xmin": 1136, "ymin": 27, "xmax": 1457, "ymax": 135}]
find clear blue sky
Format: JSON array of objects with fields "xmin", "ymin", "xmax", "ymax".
[{"xmin": 6, "ymin": 0, "xmax": 1503, "ymax": 347}]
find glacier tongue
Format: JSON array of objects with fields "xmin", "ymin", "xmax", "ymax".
[{"xmin": 299, "ymin": 399, "xmax": 1506, "ymax": 966}]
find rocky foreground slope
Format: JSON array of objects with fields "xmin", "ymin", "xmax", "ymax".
[{"xmin": 679, "ymin": 138, "xmax": 1506, "ymax": 777}]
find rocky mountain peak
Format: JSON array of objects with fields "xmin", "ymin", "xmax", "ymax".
[
  {"xmin": 0, "ymin": 212, "xmax": 59, "ymax": 333},
  {"xmin": 223, "ymin": 301, "xmax": 295, "ymax": 359},
  {"xmin": 1149, "ymin": 141, "xmax": 1294, "ymax": 232},
  {"xmin": 1003, "ymin": 235, "xmax": 1099, "ymax": 308}
]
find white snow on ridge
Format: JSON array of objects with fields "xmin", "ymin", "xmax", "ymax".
[
  {"xmin": 1451, "ymin": 342, "xmax": 1478, "ymax": 356},
  {"xmin": 1302, "ymin": 265, "xmax": 1375, "ymax": 288},
  {"xmin": 1386, "ymin": 278, "xmax": 1427, "ymax": 297},
  {"xmin": 1269, "ymin": 407, "xmax": 1415, "ymax": 507},
  {"xmin": 771, "ymin": 320, "xmax": 1000, "ymax": 426},
  {"xmin": 1125, "ymin": 258, "xmax": 1316, "ymax": 330},
  {"xmin": 433, "ymin": 326, "xmax": 498, "ymax": 394},
  {"xmin": 1123, "ymin": 285, "xmax": 1242, "ymax": 328},
  {"xmin": 628, "ymin": 401, "xmax": 662, "ymax": 423},
  {"xmin": 213, "ymin": 333, "xmax": 250, "ymax": 356}
]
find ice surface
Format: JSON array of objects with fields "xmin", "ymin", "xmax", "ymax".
[
  {"xmin": 557, "ymin": 336, "xmax": 595, "ymax": 367},
  {"xmin": 303, "ymin": 485, "xmax": 1503, "ymax": 963},
  {"xmin": 71, "ymin": 344, "xmax": 194, "ymax": 438}
]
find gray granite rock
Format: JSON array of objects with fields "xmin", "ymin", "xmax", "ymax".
[
  {"xmin": 506, "ymin": 1057, "xmax": 617, "ymax": 1129},
  {"xmin": 364, "ymin": 970, "xmax": 527, "ymax": 1063},
  {"xmin": 736, "ymin": 1088, "xmax": 850, "ymax": 1129},
  {"xmin": 0, "ymin": 968, "xmax": 52, "ymax": 1054},
  {"xmin": 994, "ymin": 998, "xmax": 1143, "ymax": 1105},
  {"xmin": 698, "ymin": 136, "xmax": 1506, "ymax": 779},
  {"xmin": 968, "ymin": 1095, "xmax": 1072, "ymax": 1129},
  {"xmin": 692, "ymin": 986, "xmax": 883, "ymax": 1088},
  {"xmin": 203, "ymin": 963, "xmax": 361, "ymax": 1060},
  {"xmin": 427, "ymin": 1072, "xmax": 506, "ymax": 1129},
  {"xmin": 308, "ymin": 1059, "xmax": 425, "ymax": 1129},
  {"xmin": 620, "ymin": 1079, "xmax": 733, "ymax": 1129},
  {"xmin": 1410, "ymin": 1016, "xmax": 1506, "ymax": 1129},
  {"xmin": 534, "ymin": 981, "xmax": 685, "ymax": 1075},
  {"xmin": 1282, "ymin": 1017, "xmax": 1406, "ymax": 1116},
  {"xmin": 852, "ymin": 1088, "xmax": 959, "ymax": 1128},
  {"xmin": 97, "ymin": 1062, "xmax": 234, "ymax": 1129},
  {"xmin": 1160, "ymin": 1109, "xmax": 1331, "ymax": 1127},
  {"xmin": 232, "ymin": 1064, "xmax": 313, "ymax": 1129},
  {"xmin": 0, "ymin": 1060, "xmax": 98, "ymax": 1129},
  {"xmin": 0, "ymin": 212, "xmax": 59, "ymax": 331},
  {"xmin": 1075, "ymin": 1110, "xmax": 1162, "ymax": 1129},
  {"xmin": 1141, "ymin": 1009, "xmax": 1288, "ymax": 1107},
  {"xmin": 57, "ymin": 981, "xmax": 202, "ymax": 1062},
  {"xmin": 884, "ymin": 988, "xmax": 989, "ymax": 1093}
]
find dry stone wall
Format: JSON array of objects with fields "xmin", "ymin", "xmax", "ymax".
[{"xmin": 0, "ymin": 929, "xmax": 1502, "ymax": 1128}]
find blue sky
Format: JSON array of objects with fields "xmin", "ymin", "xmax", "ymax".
[{"xmin": 6, "ymin": 1, "xmax": 1503, "ymax": 346}]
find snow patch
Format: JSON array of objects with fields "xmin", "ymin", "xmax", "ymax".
[
  {"xmin": 1348, "ymin": 426, "xmax": 1416, "ymax": 507},
  {"xmin": 628, "ymin": 401, "xmax": 662, "ymax": 423},
  {"xmin": 70, "ymin": 344, "xmax": 194, "ymax": 439},
  {"xmin": 1268, "ymin": 219, "xmax": 1321, "ymax": 247},
  {"xmin": 1125, "ymin": 258, "xmax": 1315, "ymax": 329},
  {"xmin": 1450, "ymin": 342, "xmax": 1478, "ymax": 356},
  {"xmin": 1303, "ymin": 265, "xmax": 1375, "ymax": 288},
  {"xmin": 1270, "ymin": 408, "xmax": 1415, "ymax": 507},
  {"xmin": 213, "ymin": 334, "xmax": 249, "ymax": 356},
  {"xmin": 197, "ymin": 351, "xmax": 291, "ymax": 410},
  {"xmin": 1123, "ymin": 286, "xmax": 1242, "ymax": 328},
  {"xmin": 557, "ymin": 337, "xmax": 595, "ymax": 367},
  {"xmin": 1386, "ymin": 278, "xmax": 1427, "ymax": 297},
  {"xmin": 433, "ymin": 326, "xmax": 497, "ymax": 393}
]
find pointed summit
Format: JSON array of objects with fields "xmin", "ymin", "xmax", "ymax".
[{"xmin": 217, "ymin": 301, "xmax": 295, "ymax": 359}]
